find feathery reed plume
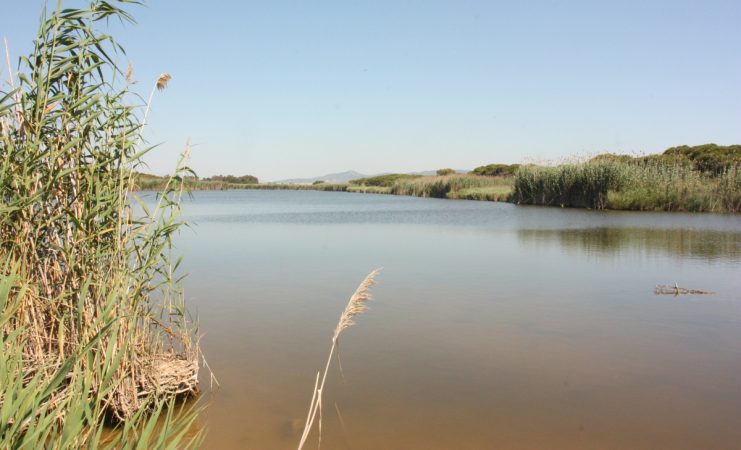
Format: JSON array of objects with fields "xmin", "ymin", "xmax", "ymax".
[
  {"xmin": 125, "ymin": 61, "xmax": 134, "ymax": 84},
  {"xmin": 156, "ymin": 72, "xmax": 171, "ymax": 91},
  {"xmin": 333, "ymin": 269, "xmax": 378, "ymax": 342},
  {"xmin": 298, "ymin": 269, "xmax": 381, "ymax": 450},
  {"xmin": 138, "ymin": 72, "xmax": 172, "ymax": 150}
]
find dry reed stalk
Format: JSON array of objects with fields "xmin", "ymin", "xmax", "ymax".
[{"xmin": 297, "ymin": 269, "xmax": 381, "ymax": 450}]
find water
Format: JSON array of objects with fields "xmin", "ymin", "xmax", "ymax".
[{"xmin": 167, "ymin": 190, "xmax": 741, "ymax": 449}]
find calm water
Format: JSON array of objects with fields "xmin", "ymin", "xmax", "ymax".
[{"xmin": 169, "ymin": 190, "xmax": 741, "ymax": 449}]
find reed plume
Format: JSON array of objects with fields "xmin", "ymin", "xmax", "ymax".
[
  {"xmin": 156, "ymin": 73, "xmax": 171, "ymax": 91},
  {"xmin": 298, "ymin": 269, "xmax": 381, "ymax": 450}
]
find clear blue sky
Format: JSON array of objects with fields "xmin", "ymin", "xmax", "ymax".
[{"xmin": 3, "ymin": 1, "xmax": 740, "ymax": 180}]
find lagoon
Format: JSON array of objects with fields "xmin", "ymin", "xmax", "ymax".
[{"xmin": 171, "ymin": 190, "xmax": 741, "ymax": 449}]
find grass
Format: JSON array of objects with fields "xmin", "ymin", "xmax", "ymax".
[
  {"xmin": 448, "ymin": 185, "xmax": 513, "ymax": 201},
  {"xmin": 1, "ymin": 1, "xmax": 201, "ymax": 448}
]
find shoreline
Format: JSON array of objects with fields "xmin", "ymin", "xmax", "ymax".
[{"xmin": 135, "ymin": 180, "xmax": 740, "ymax": 214}]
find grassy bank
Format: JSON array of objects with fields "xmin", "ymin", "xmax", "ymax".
[
  {"xmin": 388, "ymin": 174, "xmax": 513, "ymax": 200},
  {"xmin": 1, "ymin": 2, "xmax": 201, "ymax": 448}
]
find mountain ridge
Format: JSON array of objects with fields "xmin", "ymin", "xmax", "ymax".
[{"xmin": 270, "ymin": 169, "xmax": 470, "ymax": 184}]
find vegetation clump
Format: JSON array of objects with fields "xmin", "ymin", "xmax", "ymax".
[
  {"xmin": 470, "ymin": 163, "xmax": 520, "ymax": 177},
  {"xmin": 390, "ymin": 174, "xmax": 513, "ymax": 199},
  {"xmin": 203, "ymin": 174, "xmax": 258, "ymax": 184},
  {"xmin": 349, "ymin": 173, "xmax": 422, "ymax": 187},
  {"xmin": 661, "ymin": 144, "xmax": 740, "ymax": 175},
  {"xmin": 1, "ymin": 2, "xmax": 201, "ymax": 447}
]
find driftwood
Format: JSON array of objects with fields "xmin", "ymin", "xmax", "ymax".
[{"xmin": 654, "ymin": 283, "xmax": 714, "ymax": 296}]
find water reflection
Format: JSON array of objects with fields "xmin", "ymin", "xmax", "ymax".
[{"xmin": 518, "ymin": 227, "xmax": 741, "ymax": 262}]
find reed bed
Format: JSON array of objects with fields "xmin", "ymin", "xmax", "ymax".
[
  {"xmin": 513, "ymin": 160, "xmax": 740, "ymax": 212},
  {"xmin": 1, "ymin": 1, "xmax": 201, "ymax": 448},
  {"xmin": 607, "ymin": 164, "xmax": 740, "ymax": 212}
]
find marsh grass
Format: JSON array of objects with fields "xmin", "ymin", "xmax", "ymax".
[
  {"xmin": 448, "ymin": 185, "xmax": 513, "ymax": 201},
  {"xmin": 1, "ymin": 1, "xmax": 202, "ymax": 447},
  {"xmin": 346, "ymin": 185, "xmax": 391, "ymax": 194},
  {"xmin": 390, "ymin": 174, "xmax": 513, "ymax": 199}
]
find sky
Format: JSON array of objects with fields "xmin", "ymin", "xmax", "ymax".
[{"xmin": 2, "ymin": 0, "xmax": 740, "ymax": 181}]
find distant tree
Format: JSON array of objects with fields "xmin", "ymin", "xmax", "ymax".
[
  {"xmin": 470, "ymin": 164, "xmax": 520, "ymax": 177},
  {"xmin": 436, "ymin": 168, "xmax": 456, "ymax": 176},
  {"xmin": 312, "ymin": 180, "xmax": 326, "ymax": 185},
  {"xmin": 205, "ymin": 174, "xmax": 259, "ymax": 184},
  {"xmin": 349, "ymin": 174, "xmax": 422, "ymax": 187},
  {"xmin": 662, "ymin": 144, "xmax": 741, "ymax": 174}
]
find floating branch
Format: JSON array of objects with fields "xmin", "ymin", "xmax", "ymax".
[{"xmin": 654, "ymin": 283, "xmax": 714, "ymax": 296}]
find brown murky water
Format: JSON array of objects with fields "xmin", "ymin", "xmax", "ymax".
[{"xmin": 168, "ymin": 190, "xmax": 741, "ymax": 449}]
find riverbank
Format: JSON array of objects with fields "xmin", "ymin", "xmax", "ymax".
[
  {"xmin": 153, "ymin": 167, "xmax": 738, "ymax": 213},
  {"xmin": 138, "ymin": 144, "xmax": 740, "ymax": 212}
]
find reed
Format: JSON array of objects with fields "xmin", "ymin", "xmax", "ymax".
[
  {"xmin": 512, "ymin": 160, "xmax": 629, "ymax": 208},
  {"xmin": 1, "ymin": 1, "xmax": 201, "ymax": 447},
  {"xmin": 298, "ymin": 269, "xmax": 381, "ymax": 450}
]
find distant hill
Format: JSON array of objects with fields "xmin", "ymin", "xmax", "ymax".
[
  {"xmin": 272, "ymin": 170, "xmax": 369, "ymax": 184},
  {"xmin": 272, "ymin": 169, "xmax": 470, "ymax": 184}
]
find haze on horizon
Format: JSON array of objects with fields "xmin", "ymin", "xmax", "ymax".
[{"xmin": 3, "ymin": 0, "xmax": 740, "ymax": 181}]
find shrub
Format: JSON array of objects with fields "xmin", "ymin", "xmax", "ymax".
[
  {"xmin": 349, "ymin": 173, "xmax": 422, "ymax": 187},
  {"xmin": 470, "ymin": 163, "xmax": 520, "ymax": 177}
]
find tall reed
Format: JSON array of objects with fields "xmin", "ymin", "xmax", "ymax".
[
  {"xmin": 298, "ymin": 269, "xmax": 381, "ymax": 450},
  {"xmin": 1, "ymin": 1, "xmax": 201, "ymax": 447}
]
